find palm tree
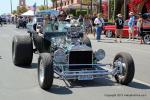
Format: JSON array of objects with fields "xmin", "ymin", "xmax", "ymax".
[
  {"xmin": 51, "ymin": 0, "xmax": 57, "ymax": 9},
  {"xmin": 60, "ymin": 0, "xmax": 63, "ymax": 10}
]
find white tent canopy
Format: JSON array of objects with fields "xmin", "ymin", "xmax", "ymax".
[{"xmin": 21, "ymin": 10, "xmax": 34, "ymax": 16}]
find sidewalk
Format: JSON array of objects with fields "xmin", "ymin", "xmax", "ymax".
[{"xmin": 87, "ymin": 34, "xmax": 143, "ymax": 44}]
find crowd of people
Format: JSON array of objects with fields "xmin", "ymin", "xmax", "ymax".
[
  {"xmin": 35, "ymin": 11, "xmax": 105, "ymax": 42},
  {"xmin": 114, "ymin": 12, "xmax": 144, "ymax": 43},
  {"xmin": 0, "ymin": 10, "xmax": 146, "ymax": 44}
]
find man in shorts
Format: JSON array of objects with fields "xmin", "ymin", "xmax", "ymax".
[{"xmin": 115, "ymin": 14, "xmax": 124, "ymax": 43}]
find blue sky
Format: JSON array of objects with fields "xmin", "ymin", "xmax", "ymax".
[{"xmin": 0, "ymin": 0, "xmax": 52, "ymax": 14}]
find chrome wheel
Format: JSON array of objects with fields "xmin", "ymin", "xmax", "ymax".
[
  {"xmin": 114, "ymin": 57, "xmax": 127, "ymax": 79},
  {"xmin": 39, "ymin": 59, "xmax": 44, "ymax": 84},
  {"xmin": 143, "ymin": 34, "xmax": 150, "ymax": 44},
  {"xmin": 106, "ymin": 30, "xmax": 113, "ymax": 38},
  {"xmin": 113, "ymin": 52, "xmax": 135, "ymax": 85}
]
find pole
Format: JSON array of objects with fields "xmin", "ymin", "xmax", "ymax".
[
  {"xmin": 56, "ymin": 0, "xmax": 57, "ymax": 10},
  {"xmin": 80, "ymin": 0, "xmax": 82, "ymax": 14},
  {"xmin": 99, "ymin": 0, "xmax": 102, "ymax": 13},
  {"xmin": 124, "ymin": 0, "xmax": 127, "ymax": 20},
  {"xmin": 10, "ymin": 0, "xmax": 13, "ymax": 13},
  {"xmin": 91, "ymin": 0, "xmax": 92, "ymax": 14},
  {"xmin": 44, "ymin": 0, "xmax": 46, "ymax": 5},
  {"xmin": 46, "ymin": 0, "xmax": 48, "ymax": 9},
  {"xmin": 108, "ymin": 0, "xmax": 109, "ymax": 20},
  {"xmin": 61, "ymin": 0, "xmax": 63, "ymax": 10},
  {"xmin": 114, "ymin": 0, "xmax": 116, "ymax": 20}
]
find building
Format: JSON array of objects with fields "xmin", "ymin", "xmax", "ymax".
[
  {"xmin": 53, "ymin": 0, "xmax": 98, "ymax": 15},
  {"xmin": 17, "ymin": 0, "xmax": 26, "ymax": 11},
  {"xmin": 114, "ymin": 0, "xmax": 150, "ymax": 19},
  {"xmin": 19, "ymin": 0, "xmax": 26, "ymax": 7},
  {"xmin": 52, "ymin": 0, "xmax": 150, "ymax": 20}
]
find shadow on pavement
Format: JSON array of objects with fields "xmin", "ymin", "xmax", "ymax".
[
  {"xmin": 18, "ymin": 63, "xmax": 37, "ymax": 69},
  {"xmin": 69, "ymin": 78, "xmax": 118, "ymax": 88},
  {"xmin": 47, "ymin": 85, "xmax": 73, "ymax": 95},
  {"xmin": 45, "ymin": 78, "xmax": 118, "ymax": 94},
  {"xmin": 128, "ymin": 82, "xmax": 150, "ymax": 89}
]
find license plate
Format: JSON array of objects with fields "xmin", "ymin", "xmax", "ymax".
[{"xmin": 78, "ymin": 75, "xmax": 93, "ymax": 80}]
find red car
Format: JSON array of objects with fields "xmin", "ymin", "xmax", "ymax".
[{"xmin": 103, "ymin": 20, "xmax": 138, "ymax": 38}]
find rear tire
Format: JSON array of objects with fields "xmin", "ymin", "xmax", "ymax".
[
  {"xmin": 38, "ymin": 53, "xmax": 53, "ymax": 90},
  {"xmin": 113, "ymin": 52, "xmax": 135, "ymax": 85},
  {"xmin": 12, "ymin": 35, "xmax": 33, "ymax": 66}
]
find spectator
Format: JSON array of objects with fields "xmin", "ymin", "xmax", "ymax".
[
  {"xmin": 92, "ymin": 13, "xmax": 97, "ymax": 37},
  {"xmin": 94, "ymin": 13, "xmax": 104, "ymax": 41},
  {"xmin": 136, "ymin": 13, "xmax": 143, "ymax": 44},
  {"xmin": 58, "ymin": 10, "xmax": 67, "ymax": 21},
  {"xmin": 115, "ymin": 14, "xmax": 124, "ymax": 43},
  {"xmin": 83, "ymin": 15, "xmax": 92, "ymax": 35},
  {"xmin": 128, "ymin": 12, "xmax": 135, "ymax": 41},
  {"xmin": 65, "ymin": 15, "xmax": 71, "ymax": 22},
  {"xmin": 0, "ymin": 16, "xmax": 2, "ymax": 26},
  {"xmin": 70, "ymin": 15, "xmax": 78, "ymax": 24},
  {"xmin": 78, "ymin": 15, "xmax": 83, "ymax": 23}
]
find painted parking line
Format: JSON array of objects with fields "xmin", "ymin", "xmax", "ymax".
[
  {"xmin": 99, "ymin": 67, "xmax": 150, "ymax": 87},
  {"xmin": 133, "ymin": 79, "xmax": 150, "ymax": 87}
]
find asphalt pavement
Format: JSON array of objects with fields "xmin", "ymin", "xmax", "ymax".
[{"xmin": 0, "ymin": 24, "xmax": 149, "ymax": 100}]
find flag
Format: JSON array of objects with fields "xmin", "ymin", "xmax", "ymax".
[{"xmin": 33, "ymin": 3, "xmax": 36, "ymax": 11}]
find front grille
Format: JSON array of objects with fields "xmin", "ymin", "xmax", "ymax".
[{"xmin": 69, "ymin": 51, "xmax": 93, "ymax": 70}]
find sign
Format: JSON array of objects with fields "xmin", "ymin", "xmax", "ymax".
[{"xmin": 82, "ymin": 0, "xmax": 91, "ymax": 5}]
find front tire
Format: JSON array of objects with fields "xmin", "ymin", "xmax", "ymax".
[
  {"xmin": 38, "ymin": 53, "xmax": 53, "ymax": 90},
  {"xmin": 113, "ymin": 52, "xmax": 135, "ymax": 85}
]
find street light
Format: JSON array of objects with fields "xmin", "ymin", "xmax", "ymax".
[{"xmin": 10, "ymin": 0, "xmax": 13, "ymax": 13}]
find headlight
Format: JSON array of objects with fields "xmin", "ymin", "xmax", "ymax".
[
  {"xmin": 54, "ymin": 49, "xmax": 66, "ymax": 63},
  {"xmin": 95, "ymin": 49, "xmax": 105, "ymax": 61}
]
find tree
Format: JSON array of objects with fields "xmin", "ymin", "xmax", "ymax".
[
  {"xmin": 17, "ymin": 6, "xmax": 28, "ymax": 15},
  {"xmin": 38, "ymin": 5, "xmax": 50, "ymax": 10},
  {"xmin": 51, "ymin": 0, "xmax": 57, "ymax": 9},
  {"xmin": 12, "ymin": 10, "xmax": 17, "ymax": 15}
]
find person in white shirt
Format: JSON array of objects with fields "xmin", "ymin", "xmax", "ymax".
[{"xmin": 94, "ymin": 13, "xmax": 104, "ymax": 41}]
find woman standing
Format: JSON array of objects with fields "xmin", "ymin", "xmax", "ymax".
[
  {"xmin": 83, "ymin": 15, "xmax": 92, "ymax": 35},
  {"xmin": 94, "ymin": 13, "xmax": 104, "ymax": 41},
  {"xmin": 137, "ymin": 13, "xmax": 143, "ymax": 44}
]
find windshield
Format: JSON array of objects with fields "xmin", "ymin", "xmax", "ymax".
[
  {"xmin": 37, "ymin": 17, "xmax": 43, "ymax": 22},
  {"xmin": 44, "ymin": 21, "xmax": 71, "ymax": 32}
]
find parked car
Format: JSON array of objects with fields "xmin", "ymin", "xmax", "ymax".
[
  {"xmin": 2, "ymin": 17, "xmax": 7, "ymax": 24},
  {"xmin": 12, "ymin": 20, "xmax": 135, "ymax": 91},
  {"xmin": 141, "ymin": 13, "xmax": 150, "ymax": 44},
  {"xmin": 103, "ymin": 20, "xmax": 138, "ymax": 38}
]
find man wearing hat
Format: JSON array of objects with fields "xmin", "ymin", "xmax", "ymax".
[
  {"xmin": 115, "ymin": 14, "xmax": 124, "ymax": 42},
  {"xmin": 128, "ymin": 12, "xmax": 135, "ymax": 40}
]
